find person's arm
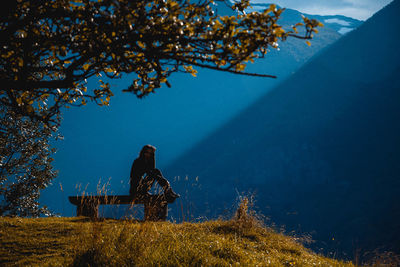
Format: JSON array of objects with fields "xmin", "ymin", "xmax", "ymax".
[
  {"xmin": 130, "ymin": 159, "xmax": 142, "ymax": 189},
  {"xmin": 149, "ymin": 157, "xmax": 155, "ymax": 170}
]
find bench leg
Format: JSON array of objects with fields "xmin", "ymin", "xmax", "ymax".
[
  {"xmin": 77, "ymin": 202, "xmax": 99, "ymax": 219},
  {"xmin": 144, "ymin": 197, "xmax": 168, "ymax": 221}
]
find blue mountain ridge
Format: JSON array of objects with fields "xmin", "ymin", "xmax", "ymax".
[
  {"xmin": 250, "ymin": 2, "xmax": 363, "ymax": 35},
  {"xmin": 164, "ymin": 0, "xmax": 400, "ymax": 260}
]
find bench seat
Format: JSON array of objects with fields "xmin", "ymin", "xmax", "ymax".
[{"xmin": 68, "ymin": 195, "xmax": 168, "ymax": 221}]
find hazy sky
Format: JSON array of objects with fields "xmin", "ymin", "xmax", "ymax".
[{"xmin": 252, "ymin": 0, "xmax": 394, "ymax": 20}]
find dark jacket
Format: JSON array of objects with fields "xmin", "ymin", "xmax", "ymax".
[{"xmin": 129, "ymin": 156, "xmax": 155, "ymax": 193}]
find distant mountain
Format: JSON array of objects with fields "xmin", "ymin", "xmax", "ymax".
[
  {"xmin": 165, "ymin": 0, "xmax": 400, "ymax": 260},
  {"xmin": 43, "ymin": 2, "xmax": 358, "ymax": 217},
  {"xmin": 250, "ymin": 3, "xmax": 363, "ymax": 35}
]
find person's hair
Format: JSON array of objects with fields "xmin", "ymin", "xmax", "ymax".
[{"xmin": 139, "ymin": 144, "xmax": 156, "ymax": 158}]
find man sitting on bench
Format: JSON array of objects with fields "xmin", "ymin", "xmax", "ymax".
[{"xmin": 129, "ymin": 144, "xmax": 180, "ymax": 203}]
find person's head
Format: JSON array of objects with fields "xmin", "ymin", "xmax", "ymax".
[{"xmin": 139, "ymin": 144, "xmax": 156, "ymax": 160}]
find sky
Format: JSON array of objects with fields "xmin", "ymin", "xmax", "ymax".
[{"xmin": 252, "ymin": 0, "xmax": 394, "ymax": 20}]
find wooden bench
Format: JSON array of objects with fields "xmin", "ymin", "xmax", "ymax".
[{"xmin": 68, "ymin": 195, "xmax": 168, "ymax": 221}]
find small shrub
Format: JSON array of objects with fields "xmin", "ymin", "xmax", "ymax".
[{"xmin": 233, "ymin": 196, "xmax": 261, "ymax": 231}]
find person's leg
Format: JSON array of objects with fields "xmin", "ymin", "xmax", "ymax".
[
  {"xmin": 150, "ymin": 169, "xmax": 180, "ymax": 202},
  {"xmin": 149, "ymin": 169, "xmax": 170, "ymax": 191},
  {"xmin": 137, "ymin": 175, "xmax": 156, "ymax": 195},
  {"xmin": 136, "ymin": 170, "xmax": 169, "ymax": 196}
]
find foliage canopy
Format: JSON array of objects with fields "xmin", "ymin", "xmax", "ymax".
[
  {"xmin": 0, "ymin": 105, "xmax": 58, "ymax": 217},
  {"xmin": 1, "ymin": 0, "xmax": 321, "ymax": 125}
]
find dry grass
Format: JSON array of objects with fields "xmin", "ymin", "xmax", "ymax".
[{"xmin": 0, "ymin": 199, "xmax": 357, "ymax": 267}]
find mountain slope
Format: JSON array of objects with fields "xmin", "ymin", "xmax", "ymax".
[{"xmin": 165, "ymin": 0, "xmax": 400, "ymax": 258}]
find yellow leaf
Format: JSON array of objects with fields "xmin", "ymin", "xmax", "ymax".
[
  {"xmin": 306, "ymin": 40, "xmax": 311, "ymax": 46},
  {"xmin": 183, "ymin": 65, "xmax": 197, "ymax": 77},
  {"xmin": 273, "ymin": 27, "xmax": 285, "ymax": 37},
  {"xmin": 235, "ymin": 63, "xmax": 246, "ymax": 71},
  {"xmin": 105, "ymin": 67, "xmax": 116, "ymax": 73},
  {"xmin": 265, "ymin": 4, "xmax": 276, "ymax": 13}
]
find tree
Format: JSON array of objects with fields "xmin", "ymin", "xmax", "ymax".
[
  {"xmin": 1, "ymin": 0, "xmax": 321, "ymax": 126},
  {"xmin": 0, "ymin": 105, "xmax": 59, "ymax": 217}
]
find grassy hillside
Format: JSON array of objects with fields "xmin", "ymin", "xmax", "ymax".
[{"xmin": 0, "ymin": 208, "xmax": 356, "ymax": 267}]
